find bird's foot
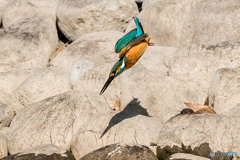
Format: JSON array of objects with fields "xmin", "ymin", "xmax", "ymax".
[{"xmin": 148, "ymin": 39, "xmax": 154, "ymax": 46}]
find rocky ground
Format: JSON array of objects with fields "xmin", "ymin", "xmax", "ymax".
[{"xmin": 0, "ymin": 0, "xmax": 240, "ymax": 160}]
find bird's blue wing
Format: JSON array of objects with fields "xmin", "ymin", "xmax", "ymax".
[
  {"xmin": 115, "ymin": 28, "xmax": 137, "ymax": 53},
  {"xmin": 115, "ymin": 17, "xmax": 144, "ymax": 53}
]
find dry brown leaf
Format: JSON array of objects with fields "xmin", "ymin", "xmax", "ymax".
[
  {"xmin": 105, "ymin": 98, "xmax": 120, "ymax": 111},
  {"xmin": 114, "ymin": 101, "xmax": 120, "ymax": 111},
  {"xmin": 196, "ymin": 108, "xmax": 216, "ymax": 114},
  {"xmin": 185, "ymin": 103, "xmax": 216, "ymax": 114},
  {"xmin": 54, "ymin": 42, "xmax": 69, "ymax": 57}
]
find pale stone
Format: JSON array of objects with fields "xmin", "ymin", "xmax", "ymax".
[
  {"xmin": 0, "ymin": 69, "xmax": 37, "ymax": 114},
  {"xmin": 0, "ymin": 127, "xmax": 9, "ymax": 140},
  {"xmin": 20, "ymin": 144, "xmax": 68, "ymax": 157},
  {"xmin": 228, "ymin": 104, "xmax": 240, "ymax": 116},
  {"xmin": 0, "ymin": 13, "xmax": 58, "ymax": 72},
  {"xmin": 158, "ymin": 114, "xmax": 240, "ymax": 155},
  {"xmin": 2, "ymin": 144, "xmax": 75, "ymax": 160},
  {"xmin": 208, "ymin": 68, "xmax": 240, "ymax": 115},
  {"xmin": 0, "ymin": 133, "xmax": 7, "ymax": 158},
  {"xmin": 120, "ymin": 46, "xmax": 206, "ymax": 123},
  {"xmin": 126, "ymin": 0, "xmax": 201, "ymax": 47},
  {"xmin": 80, "ymin": 143, "xmax": 158, "ymax": 160},
  {"xmin": 0, "ymin": 102, "xmax": 14, "ymax": 128},
  {"xmin": 142, "ymin": 0, "xmax": 162, "ymax": 9},
  {"xmin": 138, "ymin": 46, "xmax": 177, "ymax": 76},
  {"xmin": 167, "ymin": 153, "xmax": 210, "ymax": 160},
  {"xmin": 0, "ymin": 0, "xmax": 7, "ymax": 26},
  {"xmin": 181, "ymin": 0, "xmax": 240, "ymax": 45},
  {"xmin": 0, "ymin": 68, "xmax": 37, "ymax": 114},
  {"xmin": 71, "ymin": 111, "xmax": 161, "ymax": 159},
  {"xmin": 13, "ymin": 67, "xmax": 71, "ymax": 113},
  {"xmin": 169, "ymin": 40, "xmax": 240, "ymax": 95},
  {"xmin": 3, "ymin": 0, "xmax": 58, "ymax": 27},
  {"xmin": 0, "ymin": 69, "xmax": 37, "ymax": 95},
  {"xmin": 8, "ymin": 91, "xmax": 112, "ymax": 154},
  {"xmin": 57, "ymin": 0, "xmax": 138, "ymax": 41},
  {"xmin": 51, "ymin": 31, "xmax": 125, "ymax": 98}
]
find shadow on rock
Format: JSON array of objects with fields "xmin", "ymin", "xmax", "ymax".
[{"xmin": 100, "ymin": 98, "xmax": 151, "ymax": 138}]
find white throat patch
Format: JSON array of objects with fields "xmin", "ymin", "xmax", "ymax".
[{"xmin": 121, "ymin": 60, "xmax": 125, "ymax": 69}]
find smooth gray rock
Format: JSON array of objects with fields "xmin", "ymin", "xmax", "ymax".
[
  {"xmin": 0, "ymin": 0, "xmax": 7, "ymax": 26},
  {"xmin": 228, "ymin": 103, "xmax": 240, "ymax": 116},
  {"xmin": 166, "ymin": 153, "xmax": 210, "ymax": 160},
  {"xmin": 0, "ymin": 127, "xmax": 9, "ymax": 140},
  {"xmin": 181, "ymin": 0, "xmax": 240, "ymax": 45},
  {"xmin": 169, "ymin": 40, "xmax": 240, "ymax": 95},
  {"xmin": 126, "ymin": 0, "xmax": 201, "ymax": 47},
  {"xmin": 8, "ymin": 91, "xmax": 112, "ymax": 154},
  {"xmin": 0, "ymin": 102, "xmax": 14, "ymax": 128},
  {"xmin": 80, "ymin": 143, "xmax": 158, "ymax": 160},
  {"xmin": 3, "ymin": 0, "xmax": 58, "ymax": 27},
  {"xmin": 71, "ymin": 111, "xmax": 161, "ymax": 159},
  {"xmin": 57, "ymin": 0, "xmax": 138, "ymax": 41},
  {"xmin": 0, "ymin": 69, "xmax": 38, "ymax": 112},
  {"xmin": 158, "ymin": 114, "xmax": 240, "ymax": 158},
  {"xmin": 119, "ymin": 45, "xmax": 207, "ymax": 123},
  {"xmin": 51, "ymin": 31, "xmax": 125, "ymax": 99},
  {"xmin": 208, "ymin": 68, "xmax": 240, "ymax": 115},
  {"xmin": 0, "ymin": 133, "xmax": 7, "ymax": 158},
  {"xmin": 1, "ymin": 144, "xmax": 75, "ymax": 160},
  {"xmin": 0, "ymin": 13, "xmax": 58, "ymax": 72},
  {"xmin": 13, "ymin": 67, "xmax": 72, "ymax": 113}
]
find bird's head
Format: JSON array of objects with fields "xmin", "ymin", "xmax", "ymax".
[{"xmin": 100, "ymin": 58, "xmax": 125, "ymax": 95}]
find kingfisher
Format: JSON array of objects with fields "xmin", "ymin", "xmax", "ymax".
[{"xmin": 100, "ymin": 17, "xmax": 154, "ymax": 95}]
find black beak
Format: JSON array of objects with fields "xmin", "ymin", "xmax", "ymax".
[{"xmin": 99, "ymin": 77, "xmax": 114, "ymax": 95}]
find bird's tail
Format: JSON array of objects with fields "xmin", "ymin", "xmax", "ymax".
[{"xmin": 134, "ymin": 17, "xmax": 144, "ymax": 37}]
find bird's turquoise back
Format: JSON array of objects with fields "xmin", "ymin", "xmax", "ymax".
[{"xmin": 115, "ymin": 17, "xmax": 144, "ymax": 53}]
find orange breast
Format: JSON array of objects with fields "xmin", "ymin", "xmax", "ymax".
[{"xmin": 125, "ymin": 41, "xmax": 148, "ymax": 69}]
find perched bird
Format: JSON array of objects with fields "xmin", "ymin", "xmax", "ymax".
[{"xmin": 100, "ymin": 17, "xmax": 154, "ymax": 95}]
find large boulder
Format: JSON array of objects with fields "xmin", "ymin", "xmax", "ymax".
[
  {"xmin": 157, "ymin": 114, "xmax": 240, "ymax": 159},
  {"xmin": 0, "ymin": 69, "xmax": 37, "ymax": 95},
  {"xmin": 71, "ymin": 111, "xmax": 161, "ymax": 159},
  {"xmin": 0, "ymin": 102, "xmax": 14, "ymax": 128},
  {"xmin": 137, "ymin": 46, "xmax": 177, "ymax": 76},
  {"xmin": 80, "ymin": 143, "xmax": 158, "ymax": 160},
  {"xmin": 181, "ymin": 0, "xmax": 240, "ymax": 46},
  {"xmin": 0, "ymin": 13, "xmax": 58, "ymax": 72},
  {"xmin": 208, "ymin": 68, "xmax": 240, "ymax": 115},
  {"xmin": 57, "ymin": 0, "xmax": 138, "ymax": 41},
  {"xmin": 2, "ymin": 0, "xmax": 58, "ymax": 27},
  {"xmin": 0, "ymin": 127, "xmax": 9, "ymax": 140},
  {"xmin": 0, "ymin": 69, "xmax": 38, "ymax": 112},
  {"xmin": 142, "ymin": 0, "xmax": 162, "ymax": 9},
  {"xmin": 228, "ymin": 103, "xmax": 240, "ymax": 116},
  {"xmin": 0, "ymin": 0, "xmax": 7, "ymax": 26},
  {"xmin": 13, "ymin": 67, "xmax": 72, "ymax": 113},
  {"xmin": 8, "ymin": 91, "xmax": 113, "ymax": 154},
  {"xmin": 126, "ymin": 0, "xmax": 201, "ymax": 47},
  {"xmin": 1, "ymin": 144, "xmax": 75, "ymax": 160},
  {"xmin": 169, "ymin": 40, "xmax": 240, "ymax": 95},
  {"xmin": 120, "ymin": 46, "xmax": 206, "ymax": 123},
  {"xmin": 166, "ymin": 153, "xmax": 210, "ymax": 160},
  {"xmin": 51, "ymin": 31, "xmax": 125, "ymax": 98},
  {"xmin": 0, "ymin": 133, "xmax": 7, "ymax": 158}
]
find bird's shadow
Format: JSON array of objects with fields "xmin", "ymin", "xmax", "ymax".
[{"xmin": 100, "ymin": 98, "xmax": 151, "ymax": 138}]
